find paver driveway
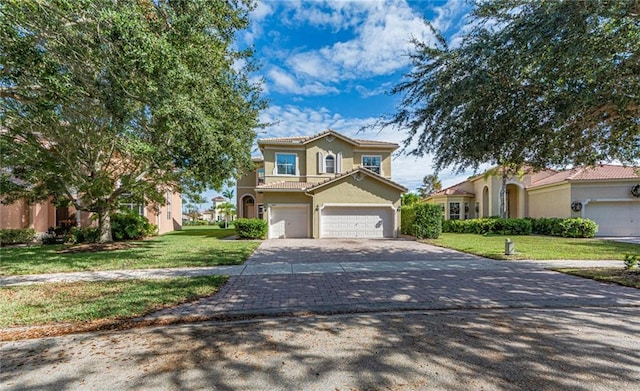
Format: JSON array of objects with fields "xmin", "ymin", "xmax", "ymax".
[{"xmin": 149, "ymin": 239, "xmax": 640, "ymax": 320}]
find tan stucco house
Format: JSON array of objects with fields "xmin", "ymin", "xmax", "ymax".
[
  {"xmin": 236, "ymin": 130, "xmax": 408, "ymax": 239},
  {"xmin": 0, "ymin": 192, "xmax": 182, "ymax": 236},
  {"xmin": 425, "ymin": 165, "xmax": 640, "ymax": 236}
]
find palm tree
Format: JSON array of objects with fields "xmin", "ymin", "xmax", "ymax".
[
  {"xmin": 222, "ymin": 188, "xmax": 234, "ymax": 203},
  {"xmin": 217, "ymin": 202, "xmax": 236, "ymax": 227}
]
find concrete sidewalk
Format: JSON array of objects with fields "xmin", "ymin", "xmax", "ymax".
[{"xmin": 0, "ymin": 259, "xmax": 624, "ymax": 287}]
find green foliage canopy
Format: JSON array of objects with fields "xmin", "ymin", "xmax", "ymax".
[
  {"xmin": 385, "ymin": 0, "xmax": 640, "ymax": 173},
  {"xmin": 0, "ymin": 0, "xmax": 264, "ymax": 241}
]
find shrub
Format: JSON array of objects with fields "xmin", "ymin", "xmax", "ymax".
[
  {"xmin": 400, "ymin": 205, "xmax": 417, "ymax": 235},
  {"xmin": 442, "ymin": 217, "xmax": 597, "ymax": 238},
  {"xmin": 71, "ymin": 226, "xmax": 101, "ymax": 244},
  {"xmin": 442, "ymin": 218, "xmax": 531, "ymax": 235},
  {"xmin": 110, "ymin": 211, "xmax": 157, "ymax": 241},
  {"xmin": 0, "ymin": 228, "xmax": 36, "ymax": 246},
  {"xmin": 530, "ymin": 217, "xmax": 565, "ymax": 236},
  {"xmin": 412, "ymin": 203, "xmax": 442, "ymax": 239},
  {"xmin": 624, "ymin": 255, "xmax": 639, "ymax": 271},
  {"xmin": 557, "ymin": 218, "xmax": 598, "ymax": 238},
  {"xmin": 234, "ymin": 218, "xmax": 267, "ymax": 239}
]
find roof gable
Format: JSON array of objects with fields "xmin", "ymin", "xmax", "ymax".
[
  {"xmin": 307, "ymin": 167, "xmax": 408, "ymax": 193},
  {"xmin": 258, "ymin": 129, "xmax": 398, "ymax": 149}
]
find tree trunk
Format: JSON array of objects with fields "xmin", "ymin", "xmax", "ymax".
[
  {"xmin": 98, "ymin": 210, "xmax": 113, "ymax": 243},
  {"xmin": 499, "ymin": 174, "xmax": 508, "ymax": 219}
]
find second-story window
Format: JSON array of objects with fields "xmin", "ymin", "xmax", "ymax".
[
  {"xmin": 325, "ymin": 155, "xmax": 335, "ymax": 174},
  {"xmin": 257, "ymin": 168, "xmax": 265, "ymax": 185},
  {"xmin": 276, "ymin": 153, "xmax": 296, "ymax": 175},
  {"xmin": 362, "ymin": 156, "xmax": 381, "ymax": 174}
]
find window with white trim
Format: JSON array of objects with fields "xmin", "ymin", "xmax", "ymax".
[
  {"xmin": 449, "ymin": 202, "xmax": 460, "ymax": 220},
  {"xmin": 276, "ymin": 153, "xmax": 296, "ymax": 175},
  {"xmin": 325, "ymin": 155, "xmax": 335, "ymax": 174},
  {"xmin": 362, "ymin": 155, "xmax": 381, "ymax": 174}
]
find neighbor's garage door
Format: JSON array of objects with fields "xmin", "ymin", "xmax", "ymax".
[
  {"xmin": 320, "ymin": 206, "xmax": 394, "ymax": 238},
  {"xmin": 585, "ymin": 201, "xmax": 640, "ymax": 236},
  {"xmin": 269, "ymin": 205, "xmax": 309, "ymax": 238}
]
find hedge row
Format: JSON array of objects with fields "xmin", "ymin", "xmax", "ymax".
[
  {"xmin": 442, "ymin": 217, "xmax": 598, "ymax": 238},
  {"xmin": 443, "ymin": 218, "xmax": 532, "ymax": 235},
  {"xmin": 234, "ymin": 218, "xmax": 267, "ymax": 239},
  {"xmin": 0, "ymin": 228, "xmax": 36, "ymax": 246},
  {"xmin": 401, "ymin": 203, "xmax": 442, "ymax": 239}
]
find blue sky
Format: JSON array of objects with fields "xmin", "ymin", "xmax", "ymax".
[{"xmin": 203, "ymin": 0, "xmax": 475, "ymax": 207}]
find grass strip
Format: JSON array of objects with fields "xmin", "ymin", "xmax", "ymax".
[
  {"xmin": 424, "ymin": 233, "xmax": 639, "ymax": 260},
  {"xmin": 0, "ymin": 275, "xmax": 227, "ymax": 328},
  {"xmin": 555, "ymin": 268, "xmax": 640, "ymax": 289},
  {"xmin": 0, "ymin": 227, "xmax": 260, "ymax": 275}
]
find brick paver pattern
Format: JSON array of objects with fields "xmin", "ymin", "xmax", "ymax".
[{"xmin": 149, "ymin": 239, "xmax": 640, "ymax": 320}]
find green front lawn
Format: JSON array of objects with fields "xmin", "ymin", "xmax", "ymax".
[
  {"xmin": 0, "ymin": 275, "xmax": 227, "ymax": 328},
  {"xmin": 556, "ymin": 268, "xmax": 640, "ymax": 289},
  {"xmin": 424, "ymin": 233, "xmax": 639, "ymax": 260},
  {"xmin": 0, "ymin": 226, "xmax": 260, "ymax": 275}
]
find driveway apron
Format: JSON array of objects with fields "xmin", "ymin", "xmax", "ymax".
[{"xmin": 147, "ymin": 239, "xmax": 640, "ymax": 320}]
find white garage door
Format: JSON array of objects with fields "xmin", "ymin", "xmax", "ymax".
[
  {"xmin": 269, "ymin": 205, "xmax": 309, "ymax": 238},
  {"xmin": 321, "ymin": 206, "xmax": 394, "ymax": 238},
  {"xmin": 585, "ymin": 201, "xmax": 640, "ymax": 236}
]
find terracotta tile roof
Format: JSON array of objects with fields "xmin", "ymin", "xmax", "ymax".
[
  {"xmin": 256, "ymin": 181, "xmax": 316, "ymax": 191},
  {"xmin": 431, "ymin": 187, "xmax": 474, "ymax": 196},
  {"xmin": 258, "ymin": 129, "xmax": 398, "ymax": 148},
  {"xmin": 530, "ymin": 165, "xmax": 640, "ymax": 187},
  {"xmin": 255, "ymin": 168, "xmax": 408, "ymax": 193},
  {"xmin": 306, "ymin": 167, "xmax": 408, "ymax": 192}
]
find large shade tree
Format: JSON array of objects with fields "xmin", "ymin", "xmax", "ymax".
[
  {"xmin": 0, "ymin": 0, "xmax": 265, "ymax": 242},
  {"xmin": 384, "ymin": 0, "xmax": 639, "ymax": 217}
]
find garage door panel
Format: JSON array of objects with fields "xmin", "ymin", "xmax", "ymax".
[
  {"xmin": 586, "ymin": 202, "xmax": 640, "ymax": 236},
  {"xmin": 321, "ymin": 206, "xmax": 393, "ymax": 238},
  {"xmin": 270, "ymin": 206, "xmax": 309, "ymax": 238}
]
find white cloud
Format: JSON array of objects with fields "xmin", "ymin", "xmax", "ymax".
[
  {"xmin": 267, "ymin": 67, "xmax": 339, "ymax": 96},
  {"xmin": 244, "ymin": 1, "xmax": 274, "ymax": 44},
  {"xmin": 258, "ymin": 104, "xmax": 476, "ymax": 190},
  {"xmin": 354, "ymin": 82, "xmax": 393, "ymax": 98},
  {"xmin": 284, "ymin": 0, "xmax": 436, "ymax": 82}
]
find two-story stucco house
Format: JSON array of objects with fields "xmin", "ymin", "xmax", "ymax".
[{"xmin": 236, "ymin": 130, "xmax": 408, "ymax": 239}]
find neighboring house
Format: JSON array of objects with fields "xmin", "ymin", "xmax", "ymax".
[
  {"xmin": 212, "ymin": 196, "xmax": 227, "ymax": 221},
  {"xmin": 424, "ymin": 164, "xmax": 640, "ymax": 236},
  {"xmin": 0, "ymin": 191, "xmax": 183, "ymax": 235},
  {"xmin": 236, "ymin": 129, "xmax": 408, "ymax": 239}
]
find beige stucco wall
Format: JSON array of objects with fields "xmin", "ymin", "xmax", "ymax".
[
  {"xmin": 570, "ymin": 181, "xmax": 637, "ymax": 200},
  {"xmin": 0, "ymin": 200, "xmax": 28, "ymax": 229},
  {"xmin": 305, "ymin": 137, "xmax": 354, "ymax": 179},
  {"xmin": 310, "ymin": 175, "xmax": 402, "ymax": 238},
  {"xmin": 352, "ymin": 150, "xmax": 392, "ymax": 178},
  {"xmin": 152, "ymin": 191, "xmax": 182, "ymax": 235},
  {"xmin": 527, "ymin": 183, "xmax": 572, "ymax": 218},
  {"xmin": 258, "ymin": 137, "xmax": 396, "ymax": 185},
  {"xmin": 261, "ymin": 146, "xmax": 307, "ymax": 184}
]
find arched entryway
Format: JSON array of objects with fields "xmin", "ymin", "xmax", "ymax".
[
  {"xmin": 241, "ymin": 195, "xmax": 256, "ymax": 218},
  {"xmin": 482, "ymin": 186, "xmax": 489, "ymax": 217}
]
